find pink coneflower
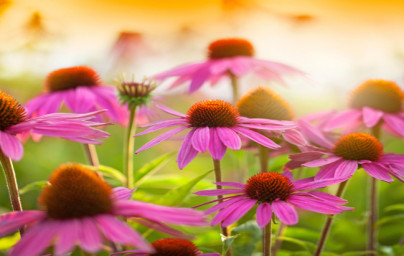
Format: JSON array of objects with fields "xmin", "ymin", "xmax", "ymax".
[
  {"xmin": 24, "ymin": 66, "xmax": 128, "ymax": 125},
  {"xmin": 323, "ymin": 80, "xmax": 404, "ymax": 137},
  {"xmin": 0, "ymin": 164, "xmax": 207, "ymax": 256},
  {"xmin": 154, "ymin": 38, "xmax": 306, "ymax": 96},
  {"xmin": 135, "ymin": 99, "xmax": 296, "ymax": 169},
  {"xmin": 286, "ymin": 126, "xmax": 404, "ymax": 182},
  {"xmin": 195, "ymin": 171, "xmax": 351, "ymax": 227},
  {"xmin": 112, "ymin": 238, "xmax": 220, "ymax": 256},
  {"xmin": 0, "ymin": 89, "xmax": 108, "ymax": 161}
]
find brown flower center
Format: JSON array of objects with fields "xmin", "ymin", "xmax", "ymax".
[
  {"xmin": 245, "ymin": 172, "xmax": 294, "ymax": 203},
  {"xmin": 150, "ymin": 238, "xmax": 200, "ymax": 256},
  {"xmin": 349, "ymin": 80, "xmax": 403, "ymax": 113},
  {"xmin": 333, "ymin": 133, "xmax": 383, "ymax": 161},
  {"xmin": 236, "ymin": 87, "xmax": 294, "ymax": 121},
  {"xmin": 207, "ymin": 38, "xmax": 254, "ymax": 60},
  {"xmin": 39, "ymin": 164, "xmax": 113, "ymax": 220},
  {"xmin": 186, "ymin": 100, "xmax": 239, "ymax": 127},
  {"xmin": 45, "ymin": 66, "xmax": 102, "ymax": 92},
  {"xmin": 0, "ymin": 90, "xmax": 27, "ymax": 131}
]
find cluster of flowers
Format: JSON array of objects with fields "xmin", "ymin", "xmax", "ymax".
[{"xmin": 0, "ymin": 38, "xmax": 403, "ymax": 256}]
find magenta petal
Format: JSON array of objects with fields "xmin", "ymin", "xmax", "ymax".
[
  {"xmin": 136, "ymin": 126, "xmax": 188, "ymax": 153},
  {"xmin": 194, "ymin": 189, "xmax": 245, "ymax": 196},
  {"xmin": 272, "ymin": 200, "xmax": 298, "ymax": 225},
  {"xmin": 380, "ymin": 153, "xmax": 404, "ymax": 165},
  {"xmin": 0, "ymin": 131, "xmax": 23, "ymax": 161},
  {"xmin": 233, "ymin": 127, "xmax": 280, "ymax": 149},
  {"xmin": 0, "ymin": 211, "xmax": 45, "ymax": 237},
  {"xmin": 54, "ymin": 219, "xmax": 80, "ymax": 255},
  {"xmin": 297, "ymin": 120, "xmax": 333, "ymax": 149},
  {"xmin": 112, "ymin": 187, "xmax": 136, "ymax": 201},
  {"xmin": 287, "ymin": 195, "xmax": 347, "ymax": 214},
  {"xmin": 204, "ymin": 195, "xmax": 247, "ymax": 214},
  {"xmin": 289, "ymin": 151, "xmax": 327, "ymax": 162},
  {"xmin": 135, "ymin": 119, "xmax": 188, "ymax": 136},
  {"xmin": 383, "ymin": 114, "xmax": 404, "ymax": 136},
  {"xmin": 228, "ymin": 57, "xmax": 251, "ymax": 76},
  {"xmin": 303, "ymin": 156, "xmax": 341, "ymax": 167},
  {"xmin": 9, "ymin": 221, "xmax": 58, "ymax": 256},
  {"xmin": 282, "ymin": 129, "xmax": 307, "ymax": 146},
  {"xmin": 191, "ymin": 127, "xmax": 210, "ymax": 152},
  {"xmin": 362, "ymin": 163, "xmax": 394, "ymax": 182},
  {"xmin": 217, "ymin": 127, "xmax": 241, "ymax": 150},
  {"xmin": 305, "ymin": 191, "xmax": 348, "ymax": 204},
  {"xmin": 362, "ymin": 107, "xmax": 384, "ymax": 127},
  {"xmin": 78, "ymin": 218, "xmax": 103, "ymax": 253},
  {"xmin": 177, "ymin": 129, "xmax": 199, "ymax": 169},
  {"xmin": 256, "ymin": 203, "xmax": 272, "ymax": 228},
  {"xmin": 315, "ymin": 160, "xmax": 343, "ymax": 180},
  {"xmin": 323, "ymin": 110, "xmax": 362, "ymax": 131},
  {"xmin": 154, "ymin": 62, "xmax": 204, "ymax": 78},
  {"xmin": 156, "ymin": 104, "xmax": 187, "ymax": 118},
  {"xmin": 334, "ymin": 160, "xmax": 358, "ymax": 179},
  {"xmin": 293, "ymin": 176, "xmax": 347, "ymax": 190},
  {"xmin": 221, "ymin": 199, "xmax": 256, "ymax": 227},
  {"xmin": 215, "ymin": 182, "xmax": 245, "ymax": 188},
  {"xmin": 134, "ymin": 219, "xmax": 191, "ymax": 239},
  {"xmin": 282, "ymin": 170, "xmax": 294, "ymax": 181},
  {"xmin": 208, "ymin": 128, "xmax": 227, "ymax": 160},
  {"xmin": 189, "ymin": 65, "xmax": 211, "ymax": 93}
]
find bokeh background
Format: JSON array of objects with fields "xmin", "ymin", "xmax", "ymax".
[{"xmin": 1, "ymin": 0, "xmax": 404, "ymax": 255}]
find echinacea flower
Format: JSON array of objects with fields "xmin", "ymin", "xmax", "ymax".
[
  {"xmin": 286, "ymin": 123, "xmax": 404, "ymax": 182},
  {"xmin": 154, "ymin": 38, "xmax": 306, "ymax": 94},
  {"xmin": 135, "ymin": 99, "xmax": 297, "ymax": 169},
  {"xmin": 0, "ymin": 164, "xmax": 207, "ymax": 256},
  {"xmin": 195, "ymin": 171, "xmax": 351, "ymax": 227},
  {"xmin": 323, "ymin": 80, "xmax": 404, "ymax": 137},
  {"xmin": 0, "ymin": 89, "xmax": 109, "ymax": 160},
  {"xmin": 24, "ymin": 66, "xmax": 128, "ymax": 125},
  {"xmin": 112, "ymin": 238, "xmax": 220, "ymax": 256}
]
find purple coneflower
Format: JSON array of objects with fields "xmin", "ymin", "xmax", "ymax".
[
  {"xmin": 0, "ymin": 164, "xmax": 207, "ymax": 256},
  {"xmin": 323, "ymin": 80, "xmax": 404, "ymax": 137},
  {"xmin": 154, "ymin": 38, "xmax": 306, "ymax": 100},
  {"xmin": 135, "ymin": 99, "xmax": 296, "ymax": 169},
  {"xmin": 0, "ymin": 89, "xmax": 108, "ymax": 161},
  {"xmin": 112, "ymin": 238, "xmax": 220, "ymax": 256},
  {"xmin": 24, "ymin": 66, "xmax": 128, "ymax": 125},
  {"xmin": 195, "ymin": 171, "xmax": 351, "ymax": 227}
]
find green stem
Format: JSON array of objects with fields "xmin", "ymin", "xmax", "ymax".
[
  {"xmin": 83, "ymin": 144, "xmax": 99, "ymax": 168},
  {"xmin": 258, "ymin": 145, "xmax": 270, "ymax": 172},
  {"xmin": 272, "ymin": 222, "xmax": 286, "ymax": 255},
  {"xmin": 212, "ymin": 159, "xmax": 231, "ymax": 256},
  {"xmin": 0, "ymin": 149, "xmax": 24, "ymax": 235},
  {"xmin": 314, "ymin": 180, "xmax": 349, "ymax": 256},
  {"xmin": 124, "ymin": 108, "xmax": 137, "ymax": 189},
  {"xmin": 229, "ymin": 72, "xmax": 239, "ymax": 103},
  {"xmin": 263, "ymin": 217, "xmax": 272, "ymax": 256}
]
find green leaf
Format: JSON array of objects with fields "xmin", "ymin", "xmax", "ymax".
[
  {"xmin": 342, "ymin": 251, "xmax": 377, "ymax": 256},
  {"xmin": 155, "ymin": 169, "xmax": 212, "ymax": 206},
  {"xmin": 222, "ymin": 233, "xmax": 238, "ymax": 256},
  {"xmin": 19, "ymin": 181, "xmax": 48, "ymax": 195},
  {"xmin": 0, "ymin": 232, "xmax": 19, "ymax": 250},
  {"xmin": 231, "ymin": 221, "xmax": 261, "ymax": 256},
  {"xmin": 375, "ymin": 214, "xmax": 404, "ymax": 227},
  {"xmin": 276, "ymin": 236, "xmax": 316, "ymax": 252},
  {"xmin": 84, "ymin": 165, "xmax": 125, "ymax": 185},
  {"xmin": 384, "ymin": 204, "xmax": 404, "ymax": 213},
  {"xmin": 133, "ymin": 153, "xmax": 173, "ymax": 187}
]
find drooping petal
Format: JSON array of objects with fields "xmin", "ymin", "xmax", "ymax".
[
  {"xmin": 272, "ymin": 200, "xmax": 298, "ymax": 225},
  {"xmin": 194, "ymin": 189, "xmax": 245, "ymax": 196},
  {"xmin": 221, "ymin": 199, "xmax": 256, "ymax": 227},
  {"xmin": 228, "ymin": 57, "xmax": 252, "ymax": 76},
  {"xmin": 256, "ymin": 203, "xmax": 272, "ymax": 228},
  {"xmin": 323, "ymin": 110, "xmax": 362, "ymax": 131},
  {"xmin": 315, "ymin": 160, "xmax": 344, "ymax": 180},
  {"xmin": 383, "ymin": 114, "xmax": 404, "ymax": 136},
  {"xmin": 191, "ymin": 127, "xmax": 210, "ymax": 152},
  {"xmin": 208, "ymin": 128, "xmax": 227, "ymax": 160},
  {"xmin": 282, "ymin": 170, "xmax": 294, "ymax": 181},
  {"xmin": 297, "ymin": 120, "xmax": 334, "ymax": 149},
  {"xmin": 293, "ymin": 176, "xmax": 348, "ymax": 191},
  {"xmin": 177, "ymin": 129, "xmax": 199, "ymax": 169},
  {"xmin": 282, "ymin": 129, "xmax": 307, "ymax": 146},
  {"xmin": 154, "ymin": 62, "xmax": 204, "ymax": 78},
  {"xmin": 203, "ymin": 195, "xmax": 248, "ymax": 215},
  {"xmin": 78, "ymin": 218, "xmax": 103, "ymax": 253},
  {"xmin": 362, "ymin": 163, "xmax": 394, "ymax": 182},
  {"xmin": 210, "ymin": 198, "xmax": 256, "ymax": 226},
  {"xmin": 0, "ymin": 211, "xmax": 45, "ymax": 237},
  {"xmin": 54, "ymin": 219, "xmax": 80, "ymax": 256},
  {"xmin": 233, "ymin": 127, "xmax": 280, "ymax": 149},
  {"xmin": 214, "ymin": 182, "xmax": 245, "ymax": 189},
  {"xmin": 334, "ymin": 160, "xmax": 358, "ymax": 179},
  {"xmin": 0, "ymin": 131, "xmax": 24, "ymax": 161},
  {"xmin": 379, "ymin": 153, "xmax": 404, "ymax": 165},
  {"xmin": 189, "ymin": 65, "xmax": 212, "ymax": 93},
  {"xmin": 135, "ymin": 119, "xmax": 188, "ymax": 136},
  {"xmin": 287, "ymin": 195, "xmax": 350, "ymax": 214},
  {"xmin": 134, "ymin": 219, "xmax": 192, "ymax": 239},
  {"xmin": 216, "ymin": 127, "xmax": 241, "ymax": 150},
  {"xmin": 298, "ymin": 191, "xmax": 348, "ymax": 204},
  {"xmin": 135, "ymin": 126, "xmax": 188, "ymax": 153},
  {"xmin": 362, "ymin": 107, "xmax": 384, "ymax": 127},
  {"xmin": 156, "ymin": 104, "xmax": 187, "ymax": 118},
  {"xmin": 303, "ymin": 156, "xmax": 342, "ymax": 168}
]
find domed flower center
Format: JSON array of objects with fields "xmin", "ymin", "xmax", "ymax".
[
  {"xmin": 0, "ymin": 90, "xmax": 27, "ymax": 131},
  {"xmin": 150, "ymin": 238, "xmax": 199, "ymax": 256},
  {"xmin": 208, "ymin": 38, "xmax": 254, "ymax": 60},
  {"xmin": 39, "ymin": 164, "xmax": 113, "ymax": 220},
  {"xmin": 236, "ymin": 87, "xmax": 294, "ymax": 121},
  {"xmin": 45, "ymin": 66, "xmax": 102, "ymax": 92},
  {"xmin": 245, "ymin": 172, "xmax": 294, "ymax": 203},
  {"xmin": 349, "ymin": 80, "xmax": 403, "ymax": 113},
  {"xmin": 186, "ymin": 100, "xmax": 239, "ymax": 127},
  {"xmin": 333, "ymin": 133, "xmax": 383, "ymax": 161}
]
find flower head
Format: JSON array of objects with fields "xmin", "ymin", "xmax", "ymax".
[
  {"xmin": 0, "ymin": 163, "xmax": 207, "ymax": 256},
  {"xmin": 323, "ymin": 80, "xmax": 404, "ymax": 137},
  {"xmin": 154, "ymin": 38, "xmax": 306, "ymax": 93},
  {"xmin": 24, "ymin": 66, "xmax": 128, "ymax": 125},
  {"xmin": 135, "ymin": 99, "xmax": 296, "ymax": 169},
  {"xmin": 286, "ymin": 121, "xmax": 404, "ymax": 182},
  {"xmin": 118, "ymin": 77, "xmax": 156, "ymax": 111},
  {"xmin": 112, "ymin": 238, "xmax": 220, "ymax": 256},
  {"xmin": 195, "ymin": 171, "xmax": 351, "ymax": 227},
  {"xmin": 0, "ymin": 89, "xmax": 109, "ymax": 160}
]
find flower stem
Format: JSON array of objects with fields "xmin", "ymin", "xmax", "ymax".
[
  {"xmin": 258, "ymin": 145, "xmax": 270, "ymax": 172},
  {"xmin": 212, "ymin": 158, "xmax": 231, "ymax": 256},
  {"xmin": 124, "ymin": 108, "xmax": 137, "ymax": 189},
  {"xmin": 83, "ymin": 144, "xmax": 99, "ymax": 168},
  {"xmin": 229, "ymin": 72, "xmax": 239, "ymax": 103},
  {"xmin": 314, "ymin": 180, "xmax": 349, "ymax": 256},
  {"xmin": 263, "ymin": 217, "xmax": 272, "ymax": 256},
  {"xmin": 272, "ymin": 222, "xmax": 286, "ymax": 255},
  {"xmin": 0, "ymin": 149, "xmax": 24, "ymax": 235}
]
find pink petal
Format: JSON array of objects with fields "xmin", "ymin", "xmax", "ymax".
[
  {"xmin": 228, "ymin": 57, "xmax": 252, "ymax": 76},
  {"xmin": 112, "ymin": 187, "xmax": 136, "ymax": 201},
  {"xmin": 154, "ymin": 62, "xmax": 204, "ymax": 78},
  {"xmin": 362, "ymin": 163, "xmax": 394, "ymax": 182},
  {"xmin": 238, "ymin": 117, "xmax": 296, "ymax": 126},
  {"xmin": 362, "ymin": 107, "xmax": 384, "ymax": 127},
  {"xmin": 305, "ymin": 191, "xmax": 348, "ymax": 204},
  {"xmin": 256, "ymin": 203, "xmax": 272, "ymax": 228},
  {"xmin": 221, "ymin": 199, "xmax": 256, "ymax": 227},
  {"xmin": 189, "ymin": 65, "xmax": 212, "ymax": 93},
  {"xmin": 293, "ymin": 176, "xmax": 347, "ymax": 191},
  {"xmin": 282, "ymin": 170, "xmax": 294, "ymax": 181},
  {"xmin": 208, "ymin": 128, "xmax": 227, "ymax": 160},
  {"xmin": 383, "ymin": 114, "xmax": 404, "ymax": 136},
  {"xmin": 233, "ymin": 127, "xmax": 280, "ymax": 149},
  {"xmin": 191, "ymin": 127, "xmax": 210, "ymax": 152},
  {"xmin": 297, "ymin": 120, "xmax": 333, "ymax": 148},
  {"xmin": 289, "ymin": 151, "xmax": 327, "ymax": 162},
  {"xmin": 272, "ymin": 200, "xmax": 298, "ymax": 225},
  {"xmin": 156, "ymin": 104, "xmax": 187, "ymax": 118},
  {"xmin": 0, "ymin": 211, "xmax": 45, "ymax": 237},
  {"xmin": 215, "ymin": 182, "xmax": 245, "ymax": 189},
  {"xmin": 203, "ymin": 195, "xmax": 248, "ymax": 214},
  {"xmin": 287, "ymin": 195, "xmax": 349, "ymax": 214},
  {"xmin": 135, "ymin": 126, "xmax": 188, "ymax": 153},
  {"xmin": 134, "ymin": 219, "xmax": 191, "ymax": 239},
  {"xmin": 380, "ymin": 153, "xmax": 404, "ymax": 165},
  {"xmin": 217, "ymin": 127, "xmax": 241, "ymax": 150},
  {"xmin": 334, "ymin": 160, "xmax": 358, "ymax": 179},
  {"xmin": 135, "ymin": 119, "xmax": 188, "ymax": 136},
  {"xmin": 54, "ymin": 219, "xmax": 80, "ymax": 255},
  {"xmin": 283, "ymin": 129, "xmax": 307, "ymax": 146},
  {"xmin": 194, "ymin": 189, "xmax": 245, "ymax": 196},
  {"xmin": 0, "ymin": 131, "xmax": 23, "ymax": 161},
  {"xmin": 303, "ymin": 156, "xmax": 342, "ymax": 167},
  {"xmin": 78, "ymin": 218, "xmax": 103, "ymax": 253},
  {"xmin": 177, "ymin": 129, "xmax": 199, "ymax": 169},
  {"xmin": 315, "ymin": 160, "xmax": 344, "ymax": 180},
  {"xmin": 323, "ymin": 110, "xmax": 362, "ymax": 131},
  {"xmin": 211, "ymin": 198, "xmax": 256, "ymax": 227}
]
